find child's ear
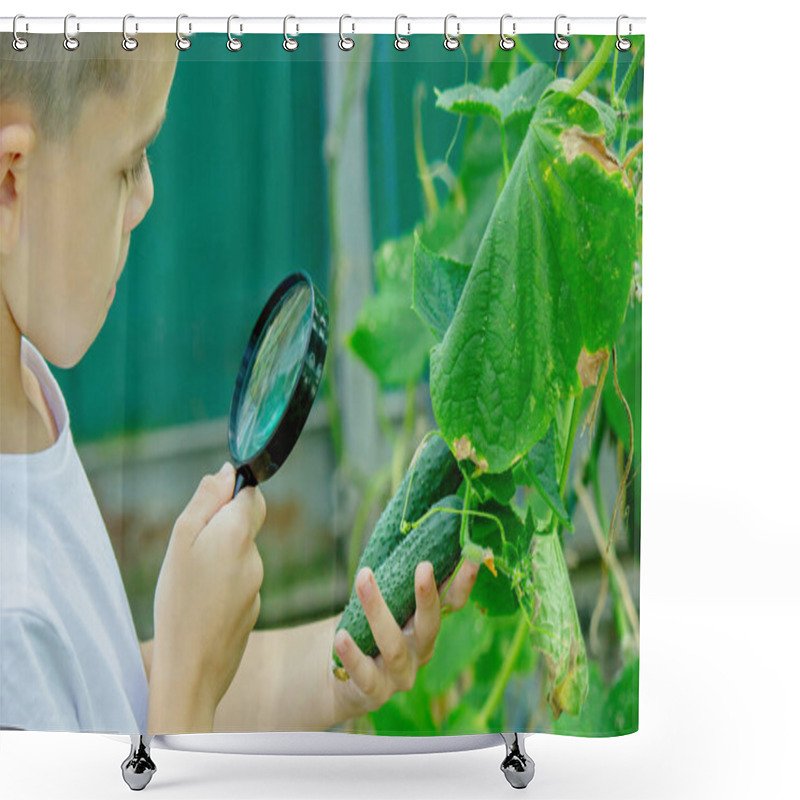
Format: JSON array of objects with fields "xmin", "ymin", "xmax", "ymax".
[{"xmin": 0, "ymin": 121, "xmax": 37, "ymax": 255}]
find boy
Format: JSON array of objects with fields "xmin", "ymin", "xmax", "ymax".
[{"xmin": 0, "ymin": 33, "xmax": 479, "ymax": 735}]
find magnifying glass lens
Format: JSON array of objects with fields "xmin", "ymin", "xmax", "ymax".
[{"xmin": 234, "ymin": 282, "xmax": 312, "ymax": 463}]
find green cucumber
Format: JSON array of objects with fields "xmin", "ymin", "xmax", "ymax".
[
  {"xmin": 355, "ymin": 434, "xmax": 462, "ymax": 577},
  {"xmin": 332, "ymin": 494, "xmax": 464, "ymax": 676}
]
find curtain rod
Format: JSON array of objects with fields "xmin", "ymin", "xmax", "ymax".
[{"xmin": 0, "ymin": 16, "xmax": 646, "ymax": 37}]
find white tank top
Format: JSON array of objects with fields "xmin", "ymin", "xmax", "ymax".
[{"xmin": 1, "ymin": 337, "xmax": 149, "ymax": 734}]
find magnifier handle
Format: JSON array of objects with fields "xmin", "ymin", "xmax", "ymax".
[{"xmin": 232, "ymin": 465, "xmax": 258, "ymax": 498}]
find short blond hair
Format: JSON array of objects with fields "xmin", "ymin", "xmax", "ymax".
[{"xmin": 0, "ymin": 32, "xmax": 175, "ymax": 143}]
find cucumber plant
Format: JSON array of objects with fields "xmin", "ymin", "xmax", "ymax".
[{"xmin": 344, "ymin": 34, "xmax": 643, "ymax": 735}]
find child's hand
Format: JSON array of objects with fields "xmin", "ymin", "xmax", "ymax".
[
  {"xmin": 149, "ymin": 462, "xmax": 266, "ymax": 729},
  {"xmin": 331, "ymin": 559, "xmax": 479, "ymax": 718}
]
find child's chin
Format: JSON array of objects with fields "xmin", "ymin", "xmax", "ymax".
[{"xmin": 48, "ymin": 332, "xmax": 98, "ymax": 370}]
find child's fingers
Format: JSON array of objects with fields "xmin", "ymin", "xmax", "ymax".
[
  {"xmin": 230, "ymin": 485, "xmax": 267, "ymax": 540},
  {"xmin": 412, "ymin": 562, "xmax": 440, "ymax": 665},
  {"xmin": 333, "ymin": 629, "xmax": 386, "ymax": 703},
  {"xmin": 175, "ymin": 462, "xmax": 235, "ymax": 542},
  {"xmin": 355, "ymin": 567, "xmax": 413, "ymax": 690},
  {"xmin": 440, "ymin": 560, "xmax": 480, "ymax": 612},
  {"xmin": 198, "ymin": 485, "xmax": 264, "ymax": 552}
]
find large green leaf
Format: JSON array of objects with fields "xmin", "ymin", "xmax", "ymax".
[
  {"xmin": 527, "ymin": 531, "xmax": 589, "ymax": 717},
  {"xmin": 430, "ymin": 91, "xmax": 636, "ymax": 474},
  {"xmin": 543, "ymin": 78, "xmax": 619, "ymax": 141},
  {"xmin": 412, "ymin": 236, "xmax": 471, "ymax": 341},
  {"xmin": 550, "ymin": 660, "xmax": 608, "ymax": 734},
  {"xmin": 346, "ymin": 234, "xmax": 436, "ymax": 388},
  {"xmin": 421, "ymin": 600, "xmax": 494, "ymax": 696},
  {"xmin": 435, "ymin": 64, "xmax": 554, "ymax": 125},
  {"xmin": 347, "ymin": 289, "xmax": 435, "ymax": 387},
  {"xmin": 368, "ymin": 676, "xmax": 438, "ymax": 734},
  {"xmin": 552, "ymin": 657, "xmax": 639, "ymax": 735},
  {"xmin": 513, "ymin": 424, "xmax": 573, "ymax": 532},
  {"xmin": 374, "ymin": 233, "xmax": 414, "ymax": 287},
  {"xmin": 469, "ymin": 500, "xmax": 534, "ymax": 617},
  {"xmin": 472, "ymin": 468, "xmax": 517, "ymax": 506}
]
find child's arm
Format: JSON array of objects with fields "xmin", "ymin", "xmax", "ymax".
[
  {"xmin": 211, "ymin": 559, "xmax": 479, "ymax": 732},
  {"xmin": 139, "ymin": 639, "xmax": 153, "ymax": 682}
]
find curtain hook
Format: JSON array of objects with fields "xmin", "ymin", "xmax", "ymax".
[
  {"xmin": 616, "ymin": 15, "xmax": 632, "ymax": 51},
  {"xmin": 122, "ymin": 14, "xmax": 138, "ymax": 51},
  {"xmin": 63, "ymin": 13, "xmax": 79, "ymax": 51},
  {"xmin": 500, "ymin": 14, "xmax": 515, "ymax": 51},
  {"xmin": 339, "ymin": 14, "xmax": 355, "ymax": 51},
  {"xmin": 227, "ymin": 15, "xmax": 243, "ymax": 52},
  {"xmin": 444, "ymin": 14, "xmax": 460, "ymax": 51},
  {"xmin": 12, "ymin": 15, "xmax": 28, "ymax": 51},
  {"xmin": 395, "ymin": 15, "xmax": 410, "ymax": 50},
  {"xmin": 176, "ymin": 14, "xmax": 192, "ymax": 51},
  {"xmin": 283, "ymin": 15, "xmax": 299, "ymax": 51},
  {"xmin": 554, "ymin": 14, "xmax": 570, "ymax": 51}
]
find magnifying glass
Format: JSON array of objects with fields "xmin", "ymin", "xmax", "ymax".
[{"xmin": 228, "ymin": 271, "xmax": 328, "ymax": 497}]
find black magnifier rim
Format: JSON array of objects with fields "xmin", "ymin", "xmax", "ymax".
[{"xmin": 228, "ymin": 270, "xmax": 328, "ymax": 485}]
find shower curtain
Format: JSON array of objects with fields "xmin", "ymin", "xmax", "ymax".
[{"xmin": 0, "ymin": 25, "xmax": 643, "ymax": 742}]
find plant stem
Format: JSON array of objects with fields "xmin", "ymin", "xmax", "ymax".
[
  {"xmin": 622, "ymin": 139, "xmax": 643, "ymax": 171},
  {"xmin": 568, "ymin": 36, "xmax": 616, "ymax": 99},
  {"xmin": 618, "ymin": 112, "xmax": 630, "ymax": 165},
  {"xmin": 611, "ymin": 47, "xmax": 619, "ymax": 105},
  {"xmin": 513, "ymin": 38, "xmax": 538, "ymax": 66},
  {"xmin": 500, "ymin": 122, "xmax": 510, "ymax": 182},
  {"xmin": 560, "ymin": 393, "xmax": 583, "ymax": 497},
  {"xmin": 399, "ymin": 429, "xmax": 441, "ymax": 528},
  {"xmin": 574, "ymin": 479, "xmax": 639, "ymax": 651},
  {"xmin": 587, "ymin": 442, "xmax": 632, "ymax": 652},
  {"xmin": 475, "ymin": 610, "xmax": 529, "ymax": 728},
  {"xmin": 414, "ymin": 83, "xmax": 439, "ymax": 219},
  {"xmin": 439, "ymin": 555, "xmax": 465, "ymax": 612},
  {"xmin": 460, "ymin": 476, "xmax": 472, "ymax": 547},
  {"xmin": 617, "ymin": 43, "xmax": 644, "ymax": 104},
  {"xmin": 409, "ymin": 506, "xmax": 505, "ymax": 552}
]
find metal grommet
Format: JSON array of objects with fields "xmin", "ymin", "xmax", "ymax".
[
  {"xmin": 12, "ymin": 15, "xmax": 28, "ymax": 51},
  {"xmin": 339, "ymin": 15, "xmax": 355, "ymax": 51},
  {"xmin": 616, "ymin": 15, "xmax": 632, "ymax": 51},
  {"xmin": 443, "ymin": 14, "xmax": 460, "ymax": 51},
  {"xmin": 122, "ymin": 14, "xmax": 138, "ymax": 51},
  {"xmin": 554, "ymin": 14, "xmax": 570, "ymax": 51},
  {"xmin": 227, "ymin": 15, "xmax": 243, "ymax": 52},
  {"xmin": 63, "ymin": 13, "xmax": 79, "ymax": 51},
  {"xmin": 283, "ymin": 15, "xmax": 299, "ymax": 51},
  {"xmin": 394, "ymin": 14, "xmax": 410, "ymax": 50},
  {"xmin": 176, "ymin": 14, "xmax": 192, "ymax": 51},
  {"xmin": 500, "ymin": 14, "xmax": 515, "ymax": 51}
]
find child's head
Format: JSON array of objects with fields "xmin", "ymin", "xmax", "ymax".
[{"xmin": 0, "ymin": 33, "xmax": 178, "ymax": 368}]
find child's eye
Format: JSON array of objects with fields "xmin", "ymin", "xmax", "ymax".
[{"xmin": 124, "ymin": 150, "xmax": 149, "ymax": 185}]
